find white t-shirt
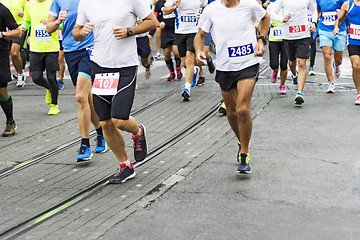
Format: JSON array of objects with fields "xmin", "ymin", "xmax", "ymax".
[
  {"xmin": 267, "ymin": 0, "xmax": 317, "ymax": 40},
  {"xmin": 77, "ymin": 0, "xmax": 151, "ymax": 68},
  {"xmin": 198, "ymin": 0, "xmax": 266, "ymax": 71},
  {"xmin": 165, "ymin": 0, "xmax": 207, "ymax": 34}
]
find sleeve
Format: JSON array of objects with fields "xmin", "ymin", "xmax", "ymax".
[
  {"xmin": 153, "ymin": 1, "xmax": 160, "ymax": 14},
  {"xmin": 133, "ymin": 0, "xmax": 152, "ymax": 20},
  {"xmin": 316, "ymin": 0, "xmax": 320, "ymax": 10},
  {"xmin": 164, "ymin": 0, "xmax": 175, "ymax": 8},
  {"xmin": 308, "ymin": 0, "xmax": 317, "ymax": 23},
  {"xmin": 198, "ymin": 6, "xmax": 211, "ymax": 33},
  {"xmin": 24, "ymin": 2, "xmax": 30, "ymax": 22},
  {"xmin": 76, "ymin": 0, "xmax": 88, "ymax": 26},
  {"xmin": 267, "ymin": 0, "xmax": 283, "ymax": 22},
  {"xmin": 3, "ymin": 6, "xmax": 18, "ymax": 30},
  {"xmin": 252, "ymin": 0, "xmax": 266, "ymax": 22},
  {"xmin": 21, "ymin": 0, "xmax": 26, "ymax": 10},
  {"xmin": 48, "ymin": 0, "xmax": 60, "ymax": 17}
]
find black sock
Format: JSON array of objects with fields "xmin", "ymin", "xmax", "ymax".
[
  {"xmin": 165, "ymin": 59, "xmax": 174, "ymax": 73},
  {"xmin": 0, "ymin": 94, "xmax": 14, "ymax": 123},
  {"xmin": 81, "ymin": 138, "xmax": 90, "ymax": 147},
  {"xmin": 175, "ymin": 58, "xmax": 181, "ymax": 68},
  {"xmin": 96, "ymin": 127, "xmax": 103, "ymax": 136}
]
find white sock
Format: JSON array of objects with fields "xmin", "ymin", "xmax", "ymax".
[
  {"xmin": 134, "ymin": 125, "xmax": 141, "ymax": 137},
  {"xmin": 184, "ymin": 83, "xmax": 191, "ymax": 90},
  {"xmin": 122, "ymin": 160, "xmax": 132, "ymax": 167}
]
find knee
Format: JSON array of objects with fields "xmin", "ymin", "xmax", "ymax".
[
  {"xmin": 270, "ymin": 63, "xmax": 279, "ymax": 71},
  {"xmin": 113, "ymin": 119, "xmax": 128, "ymax": 131},
  {"xmin": 10, "ymin": 50, "xmax": 20, "ymax": 59},
  {"xmin": 75, "ymin": 93, "xmax": 88, "ymax": 105},
  {"xmin": 100, "ymin": 119, "xmax": 114, "ymax": 132},
  {"xmin": 323, "ymin": 53, "xmax": 332, "ymax": 63},
  {"xmin": 353, "ymin": 63, "xmax": 360, "ymax": 73},
  {"xmin": 297, "ymin": 60, "xmax": 306, "ymax": 69},
  {"xmin": 236, "ymin": 105, "xmax": 250, "ymax": 120}
]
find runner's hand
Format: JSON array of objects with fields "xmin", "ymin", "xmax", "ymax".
[
  {"xmin": 283, "ymin": 14, "xmax": 291, "ymax": 23},
  {"xmin": 309, "ymin": 22, "xmax": 316, "ymax": 33},
  {"xmin": 196, "ymin": 50, "xmax": 207, "ymax": 66},
  {"xmin": 57, "ymin": 8, "xmax": 68, "ymax": 24},
  {"xmin": 333, "ymin": 26, "xmax": 339, "ymax": 36},
  {"xmin": 17, "ymin": 11, "xmax": 24, "ymax": 18},
  {"xmin": 19, "ymin": 25, "xmax": 26, "ymax": 33},
  {"xmin": 81, "ymin": 22, "xmax": 94, "ymax": 37},
  {"xmin": 113, "ymin": 26, "xmax": 127, "ymax": 39},
  {"xmin": 255, "ymin": 41, "xmax": 265, "ymax": 57},
  {"xmin": 175, "ymin": 0, "xmax": 181, "ymax": 8},
  {"xmin": 40, "ymin": 19, "xmax": 48, "ymax": 25}
]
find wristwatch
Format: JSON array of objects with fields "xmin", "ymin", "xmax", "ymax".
[
  {"xmin": 127, "ymin": 28, "xmax": 133, "ymax": 37},
  {"xmin": 258, "ymin": 36, "xmax": 267, "ymax": 45},
  {"xmin": 1, "ymin": 32, "xmax": 6, "ymax": 39}
]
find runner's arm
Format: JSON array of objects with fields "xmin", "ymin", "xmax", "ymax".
[
  {"xmin": 255, "ymin": 12, "xmax": 270, "ymax": 57},
  {"xmin": 333, "ymin": 1, "xmax": 349, "ymax": 35},
  {"xmin": 163, "ymin": 0, "xmax": 180, "ymax": 15},
  {"xmin": 0, "ymin": 27, "xmax": 21, "ymax": 40},
  {"xmin": 194, "ymin": 28, "xmax": 207, "ymax": 66}
]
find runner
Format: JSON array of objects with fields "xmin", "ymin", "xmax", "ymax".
[
  {"xmin": 195, "ymin": 0, "xmax": 270, "ymax": 173},
  {"xmin": 164, "ymin": 0, "xmax": 207, "ymax": 101},
  {"xmin": 317, "ymin": 0, "xmax": 347, "ymax": 93},
  {"xmin": 0, "ymin": 3, "xmax": 21, "ymax": 136},
  {"xmin": 47, "ymin": 0, "xmax": 108, "ymax": 161},
  {"xmin": 22, "ymin": 0, "xmax": 60, "ymax": 115},
  {"xmin": 268, "ymin": 0, "xmax": 317, "ymax": 105},
  {"xmin": 267, "ymin": 0, "xmax": 288, "ymax": 94},
  {"xmin": 136, "ymin": 18, "xmax": 153, "ymax": 80},
  {"xmin": 1, "ymin": 0, "xmax": 27, "ymax": 88},
  {"xmin": 334, "ymin": 0, "xmax": 360, "ymax": 104},
  {"xmin": 73, "ymin": 0, "xmax": 158, "ymax": 183},
  {"xmin": 57, "ymin": 27, "xmax": 65, "ymax": 89},
  {"xmin": 154, "ymin": 0, "xmax": 183, "ymax": 81}
]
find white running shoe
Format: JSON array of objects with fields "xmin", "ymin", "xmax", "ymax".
[
  {"xmin": 16, "ymin": 74, "xmax": 25, "ymax": 88},
  {"xmin": 327, "ymin": 83, "xmax": 335, "ymax": 93}
]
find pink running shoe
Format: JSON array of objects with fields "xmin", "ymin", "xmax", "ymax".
[
  {"xmin": 279, "ymin": 85, "xmax": 286, "ymax": 95},
  {"xmin": 270, "ymin": 71, "xmax": 278, "ymax": 83},
  {"xmin": 355, "ymin": 94, "xmax": 360, "ymax": 105}
]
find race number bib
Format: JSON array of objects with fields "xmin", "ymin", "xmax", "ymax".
[
  {"xmin": 227, "ymin": 39, "xmax": 254, "ymax": 63},
  {"xmin": 273, "ymin": 26, "xmax": 283, "ymax": 40},
  {"xmin": 86, "ymin": 46, "xmax": 94, "ymax": 61},
  {"xmin": 349, "ymin": 24, "xmax": 360, "ymax": 40},
  {"xmin": 322, "ymin": 11, "xmax": 337, "ymax": 26},
  {"xmin": 92, "ymin": 73, "xmax": 120, "ymax": 96},
  {"xmin": 289, "ymin": 23, "xmax": 306, "ymax": 34},
  {"xmin": 180, "ymin": 12, "xmax": 196, "ymax": 23},
  {"xmin": 35, "ymin": 26, "xmax": 52, "ymax": 42}
]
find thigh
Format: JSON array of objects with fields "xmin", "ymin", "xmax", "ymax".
[
  {"xmin": 283, "ymin": 40, "xmax": 296, "ymax": 61},
  {"xmin": 136, "ymin": 36, "xmax": 151, "ymax": 59},
  {"xmin": 44, "ymin": 52, "xmax": 59, "ymax": 72},
  {"xmin": 185, "ymin": 33, "xmax": 196, "ymax": 54},
  {"xmin": 348, "ymin": 45, "xmax": 360, "ymax": 57},
  {"xmin": 294, "ymin": 38, "xmax": 310, "ymax": 60},
  {"xmin": 269, "ymin": 41, "xmax": 281, "ymax": 68},
  {"xmin": 176, "ymin": 34, "xmax": 187, "ymax": 58},
  {"xmin": 0, "ymin": 50, "xmax": 11, "ymax": 84},
  {"xmin": 30, "ymin": 52, "xmax": 45, "ymax": 72},
  {"xmin": 280, "ymin": 42, "xmax": 289, "ymax": 70},
  {"xmin": 334, "ymin": 31, "xmax": 347, "ymax": 52}
]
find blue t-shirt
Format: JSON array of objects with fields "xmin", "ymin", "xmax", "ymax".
[
  {"xmin": 348, "ymin": 0, "xmax": 360, "ymax": 46},
  {"xmin": 317, "ymin": 0, "xmax": 346, "ymax": 32},
  {"xmin": 49, "ymin": 0, "xmax": 93, "ymax": 52}
]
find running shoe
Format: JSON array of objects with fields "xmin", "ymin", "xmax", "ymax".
[
  {"xmin": 197, "ymin": 76, "xmax": 205, "ymax": 86},
  {"xmin": 182, "ymin": 88, "xmax": 190, "ymax": 101},
  {"xmin": 132, "ymin": 124, "xmax": 147, "ymax": 162},
  {"xmin": 327, "ymin": 83, "xmax": 335, "ymax": 93},
  {"xmin": 154, "ymin": 52, "xmax": 162, "ymax": 60},
  {"xmin": 12, "ymin": 73, "xmax": 19, "ymax": 80},
  {"xmin": 270, "ymin": 70, "xmax": 278, "ymax": 83},
  {"xmin": 236, "ymin": 142, "xmax": 241, "ymax": 164},
  {"xmin": 176, "ymin": 67, "xmax": 183, "ymax": 80},
  {"xmin": 48, "ymin": 104, "xmax": 60, "ymax": 115},
  {"xmin": 2, "ymin": 122, "xmax": 17, "ymax": 137},
  {"xmin": 167, "ymin": 72, "xmax": 175, "ymax": 82},
  {"xmin": 16, "ymin": 74, "xmax": 25, "ymax": 87},
  {"xmin": 76, "ymin": 144, "xmax": 93, "ymax": 162},
  {"xmin": 292, "ymin": 74, "xmax": 298, "ymax": 85},
  {"xmin": 333, "ymin": 62, "xmax": 341, "ymax": 79},
  {"xmin": 279, "ymin": 85, "xmax": 287, "ymax": 95},
  {"xmin": 208, "ymin": 58, "xmax": 215, "ymax": 74},
  {"xmin": 94, "ymin": 134, "xmax": 108, "ymax": 153},
  {"xmin": 218, "ymin": 101, "xmax": 227, "ymax": 115},
  {"xmin": 308, "ymin": 67, "xmax": 315, "ymax": 76},
  {"xmin": 191, "ymin": 66, "xmax": 200, "ymax": 87},
  {"xmin": 294, "ymin": 92, "xmax": 304, "ymax": 105},
  {"xmin": 145, "ymin": 67, "xmax": 151, "ymax": 80},
  {"xmin": 45, "ymin": 89, "xmax": 52, "ymax": 105},
  {"xmin": 238, "ymin": 153, "xmax": 251, "ymax": 174},
  {"xmin": 109, "ymin": 162, "xmax": 136, "ymax": 184},
  {"xmin": 58, "ymin": 80, "xmax": 64, "ymax": 90},
  {"xmin": 355, "ymin": 94, "xmax": 360, "ymax": 105},
  {"xmin": 149, "ymin": 56, "xmax": 154, "ymax": 66}
]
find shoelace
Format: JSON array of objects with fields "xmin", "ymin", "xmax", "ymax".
[
  {"xmin": 114, "ymin": 163, "xmax": 128, "ymax": 176},
  {"xmin": 78, "ymin": 146, "xmax": 87, "ymax": 154}
]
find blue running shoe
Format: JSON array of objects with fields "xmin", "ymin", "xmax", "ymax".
[
  {"xmin": 58, "ymin": 80, "xmax": 64, "ymax": 90},
  {"xmin": 182, "ymin": 88, "xmax": 190, "ymax": 101},
  {"xmin": 238, "ymin": 153, "xmax": 251, "ymax": 174},
  {"xmin": 76, "ymin": 144, "xmax": 93, "ymax": 162},
  {"xmin": 191, "ymin": 66, "xmax": 200, "ymax": 87},
  {"xmin": 292, "ymin": 74, "xmax": 298, "ymax": 85},
  {"xmin": 294, "ymin": 92, "xmax": 304, "ymax": 105},
  {"xmin": 95, "ymin": 134, "xmax": 108, "ymax": 153}
]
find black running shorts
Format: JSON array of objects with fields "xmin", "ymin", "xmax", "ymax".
[
  {"xmin": 30, "ymin": 52, "xmax": 59, "ymax": 72},
  {"xmin": 215, "ymin": 63, "xmax": 259, "ymax": 92},
  {"xmin": 161, "ymin": 29, "xmax": 177, "ymax": 49},
  {"xmin": 0, "ymin": 50, "xmax": 11, "ymax": 87},
  {"xmin": 136, "ymin": 36, "xmax": 151, "ymax": 59},
  {"xmin": 176, "ymin": 33, "xmax": 196, "ymax": 58},
  {"xmin": 91, "ymin": 62, "xmax": 137, "ymax": 121},
  {"xmin": 348, "ymin": 45, "xmax": 360, "ymax": 57},
  {"xmin": 283, "ymin": 37, "xmax": 311, "ymax": 61}
]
